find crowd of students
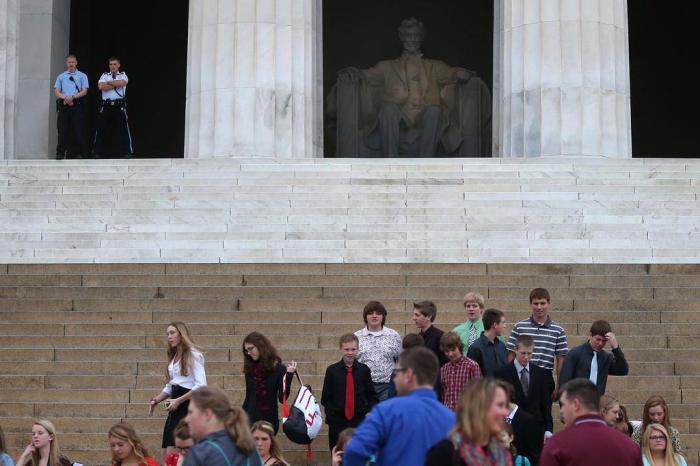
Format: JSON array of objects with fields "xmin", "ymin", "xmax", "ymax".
[{"xmin": 0, "ymin": 287, "xmax": 688, "ymax": 466}]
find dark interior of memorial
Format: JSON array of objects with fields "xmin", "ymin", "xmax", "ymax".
[
  {"xmin": 69, "ymin": 0, "xmax": 189, "ymax": 158},
  {"xmin": 628, "ymin": 2, "xmax": 698, "ymax": 157},
  {"xmin": 322, "ymin": 0, "xmax": 493, "ymax": 158}
]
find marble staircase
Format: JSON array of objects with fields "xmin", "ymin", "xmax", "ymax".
[
  {"xmin": 3, "ymin": 157, "xmax": 700, "ymax": 263},
  {"xmin": 0, "ymin": 263, "xmax": 699, "ymax": 465}
]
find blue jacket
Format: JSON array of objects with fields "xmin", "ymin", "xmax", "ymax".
[
  {"xmin": 183, "ymin": 430, "xmax": 262, "ymax": 466},
  {"xmin": 343, "ymin": 388, "xmax": 455, "ymax": 466}
]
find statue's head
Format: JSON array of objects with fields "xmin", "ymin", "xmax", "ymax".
[{"xmin": 398, "ymin": 18, "xmax": 424, "ymax": 54}]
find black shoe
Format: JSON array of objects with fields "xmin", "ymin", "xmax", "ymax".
[
  {"xmin": 124, "ymin": 153, "xmax": 133, "ymax": 159},
  {"xmin": 56, "ymin": 154, "xmax": 65, "ymax": 160},
  {"xmin": 93, "ymin": 154, "xmax": 100, "ymax": 159}
]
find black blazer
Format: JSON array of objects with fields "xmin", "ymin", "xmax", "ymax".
[
  {"xmin": 242, "ymin": 362, "xmax": 293, "ymax": 433},
  {"xmin": 321, "ymin": 359, "xmax": 377, "ymax": 424},
  {"xmin": 558, "ymin": 342, "xmax": 629, "ymax": 395},
  {"xmin": 511, "ymin": 406, "xmax": 543, "ymax": 466},
  {"xmin": 495, "ymin": 361, "xmax": 553, "ymax": 432}
]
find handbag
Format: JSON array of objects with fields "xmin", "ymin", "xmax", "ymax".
[{"xmin": 282, "ymin": 371, "xmax": 323, "ymax": 462}]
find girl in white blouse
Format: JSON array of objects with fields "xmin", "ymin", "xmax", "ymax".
[{"xmin": 148, "ymin": 322, "xmax": 206, "ymax": 458}]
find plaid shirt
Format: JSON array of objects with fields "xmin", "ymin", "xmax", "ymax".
[{"xmin": 440, "ymin": 356, "xmax": 482, "ymax": 411}]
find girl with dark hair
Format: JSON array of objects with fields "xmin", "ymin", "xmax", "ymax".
[
  {"xmin": 15, "ymin": 420, "xmax": 72, "ymax": 466},
  {"xmin": 149, "ymin": 322, "xmax": 207, "ymax": 455},
  {"xmin": 183, "ymin": 386, "xmax": 262, "ymax": 466},
  {"xmin": 241, "ymin": 332, "xmax": 296, "ymax": 434},
  {"xmin": 108, "ymin": 423, "xmax": 158, "ymax": 466}
]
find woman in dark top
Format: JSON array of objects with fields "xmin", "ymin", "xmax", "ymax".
[
  {"xmin": 15, "ymin": 419, "xmax": 72, "ymax": 466},
  {"xmin": 241, "ymin": 332, "xmax": 296, "ymax": 434},
  {"xmin": 183, "ymin": 386, "xmax": 262, "ymax": 466},
  {"xmin": 426, "ymin": 378, "xmax": 512, "ymax": 466}
]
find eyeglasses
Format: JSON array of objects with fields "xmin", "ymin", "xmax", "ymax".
[
  {"xmin": 175, "ymin": 446, "xmax": 191, "ymax": 454},
  {"xmin": 244, "ymin": 346, "xmax": 256, "ymax": 354},
  {"xmin": 394, "ymin": 367, "xmax": 408, "ymax": 373},
  {"xmin": 649, "ymin": 435, "xmax": 667, "ymax": 441}
]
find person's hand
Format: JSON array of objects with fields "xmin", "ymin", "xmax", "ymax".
[
  {"xmin": 167, "ymin": 398, "xmax": 181, "ymax": 412},
  {"xmin": 20, "ymin": 443, "xmax": 36, "ymax": 460},
  {"xmin": 605, "ymin": 332, "xmax": 619, "ymax": 349},
  {"xmin": 454, "ymin": 67, "xmax": 471, "ymax": 81},
  {"xmin": 543, "ymin": 431, "xmax": 553, "ymax": 445},
  {"xmin": 339, "ymin": 67, "xmax": 362, "ymax": 82},
  {"xmin": 286, "ymin": 361, "xmax": 297, "ymax": 373},
  {"xmin": 331, "ymin": 446, "xmax": 344, "ymax": 466},
  {"xmin": 148, "ymin": 397, "xmax": 158, "ymax": 415}
]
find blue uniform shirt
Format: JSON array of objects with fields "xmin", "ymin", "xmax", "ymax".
[
  {"xmin": 343, "ymin": 387, "xmax": 456, "ymax": 466},
  {"xmin": 54, "ymin": 70, "xmax": 89, "ymax": 97}
]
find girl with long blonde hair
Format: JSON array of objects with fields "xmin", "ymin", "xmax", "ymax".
[
  {"xmin": 148, "ymin": 322, "xmax": 207, "ymax": 457},
  {"xmin": 251, "ymin": 421, "xmax": 289, "ymax": 466},
  {"xmin": 108, "ymin": 423, "xmax": 158, "ymax": 466},
  {"xmin": 426, "ymin": 378, "xmax": 512, "ymax": 466},
  {"xmin": 641, "ymin": 424, "xmax": 687, "ymax": 466},
  {"xmin": 15, "ymin": 420, "xmax": 72, "ymax": 466}
]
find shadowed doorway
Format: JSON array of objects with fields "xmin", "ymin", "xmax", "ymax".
[{"xmin": 69, "ymin": 0, "xmax": 189, "ymax": 158}]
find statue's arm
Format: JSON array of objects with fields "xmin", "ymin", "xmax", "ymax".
[{"xmin": 338, "ymin": 64, "xmax": 384, "ymax": 86}]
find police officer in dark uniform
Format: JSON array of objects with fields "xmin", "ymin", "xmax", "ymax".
[
  {"xmin": 93, "ymin": 56, "xmax": 133, "ymax": 158},
  {"xmin": 54, "ymin": 54, "xmax": 90, "ymax": 159}
]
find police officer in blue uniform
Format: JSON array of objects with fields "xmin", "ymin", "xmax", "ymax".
[
  {"xmin": 54, "ymin": 54, "xmax": 90, "ymax": 159},
  {"xmin": 93, "ymin": 56, "xmax": 133, "ymax": 159}
]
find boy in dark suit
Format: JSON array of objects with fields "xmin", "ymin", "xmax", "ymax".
[
  {"xmin": 495, "ymin": 335, "xmax": 553, "ymax": 445},
  {"xmin": 558, "ymin": 320, "xmax": 628, "ymax": 395},
  {"xmin": 321, "ymin": 333, "xmax": 378, "ymax": 450}
]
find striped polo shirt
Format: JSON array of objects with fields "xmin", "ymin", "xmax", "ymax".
[{"xmin": 506, "ymin": 316, "xmax": 568, "ymax": 371}]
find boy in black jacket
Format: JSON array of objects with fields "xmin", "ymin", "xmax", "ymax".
[{"xmin": 321, "ymin": 333, "xmax": 378, "ymax": 450}]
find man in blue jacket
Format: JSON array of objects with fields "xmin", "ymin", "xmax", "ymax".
[{"xmin": 343, "ymin": 347, "xmax": 455, "ymax": 466}]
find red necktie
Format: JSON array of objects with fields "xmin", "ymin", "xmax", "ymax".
[{"xmin": 345, "ymin": 366, "xmax": 354, "ymax": 421}]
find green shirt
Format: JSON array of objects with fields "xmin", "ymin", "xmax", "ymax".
[{"xmin": 453, "ymin": 319, "xmax": 484, "ymax": 348}]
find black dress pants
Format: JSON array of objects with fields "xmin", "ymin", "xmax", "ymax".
[
  {"xmin": 56, "ymin": 103, "xmax": 89, "ymax": 159},
  {"xmin": 93, "ymin": 103, "xmax": 133, "ymax": 158}
]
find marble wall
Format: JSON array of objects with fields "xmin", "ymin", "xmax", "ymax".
[
  {"xmin": 13, "ymin": 0, "xmax": 70, "ymax": 159},
  {"xmin": 0, "ymin": 0, "xmax": 18, "ymax": 160},
  {"xmin": 494, "ymin": 0, "xmax": 632, "ymax": 158},
  {"xmin": 185, "ymin": 0, "xmax": 321, "ymax": 158}
]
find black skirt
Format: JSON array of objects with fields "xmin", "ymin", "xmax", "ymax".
[{"xmin": 162, "ymin": 384, "xmax": 191, "ymax": 448}]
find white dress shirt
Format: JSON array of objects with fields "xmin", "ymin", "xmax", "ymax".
[
  {"xmin": 99, "ymin": 71, "xmax": 128, "ymax": 100},
  {"xmin": 163, "ymin": 349, "xmax": 207, "ymax": 395}
]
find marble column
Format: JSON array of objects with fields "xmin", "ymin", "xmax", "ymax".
[
  {"xmin": 0, "ymin": 0, "xmax": 19, "ymax": 160},
  {"xmin": 185, "ymin": 0, "xmax": 321, "ymax": 158},
  {"xmin": 495, "ymin": 0, "xmax": 632, "ymax": 157}
]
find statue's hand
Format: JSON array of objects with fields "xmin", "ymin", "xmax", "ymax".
[
  {"xmin": 454, "ymin": 68, "xmax": 471, "ymax": 82},
  {"xmin": 339, "ymin": 67, "xmax": 362, "ymax": 82}
]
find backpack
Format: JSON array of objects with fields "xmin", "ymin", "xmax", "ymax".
[{"xmin": 281, "ymin": 371, "xmax": 323, "ymax": 463}]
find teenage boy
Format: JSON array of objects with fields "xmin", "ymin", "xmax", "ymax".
[
  {"xmin": 355, "ymin": 301, "xmax": 402, "ymax": 401},
  {"xmin": 496, "ymin": 335, "xmax": 553, "ymax": 448},
  {"xmin": 439, "ymin": 331, "xmax": 482, "ymax": 411},
  {"xmin": 507, "ymin": 288, "xmax": 568, "ymax": 403},
  {"xmin": 558, "ymin": 320, "xmax": 628, "ymax": 395},
  {"xmin": 412, "ymin": 300, "xmax": 448, "ymax": 366},
  {"xmin": 453, "ymin": 291, "xmax": 485, "ymax": 349},
  {"xmin": 321, "ymin": 333, "xmax": 378, "ymax": 450},
  {"xmin": 467, "ymin": 308, "xmax": 508, "ymax": 376}
]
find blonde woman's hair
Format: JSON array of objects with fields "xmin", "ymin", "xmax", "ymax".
[
  {"xmin": 642, "ymin": 424, "xmax": 681, "ymax": 466},
  {"xmin": 190, "ymin": 387, "xmax": 255, "ymax": 456},
  {"xmin": 108, "ymin": 422, "xmax": 150, "ymax": 465},
  {"xmin": 251, "ymin": 421, "xmax": 289, "ymax": 466},
  {"xmin": 29, "ymin": 419, "xmax": 62, "ymax": 466},
  {"xmin": 453, "ymin": 378, "xmax": 511, "ymax": 446},
  {"xmin": 166, "ymin": 321, "xmax": 200, "ymax": 379},
  {"xmin": 599, "ymin": 395, "xmax": 619, "ymax": 419}
]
